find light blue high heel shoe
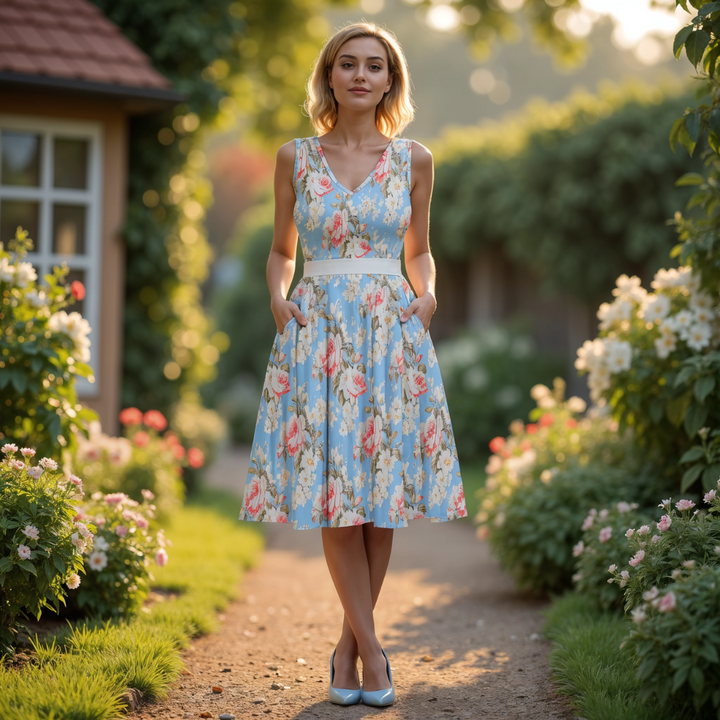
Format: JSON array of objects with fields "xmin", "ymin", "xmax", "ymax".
[
  {"xmin": 361, "ymin": 648, "xmax": 395, "ymax": 707},
  {"xmin": 329, "ymin": 649, "xmax": 362, "ymax": 705}
]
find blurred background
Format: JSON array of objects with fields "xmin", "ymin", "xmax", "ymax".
[{"xmin": 0, "ymin": 0, "xmax": 700, "ymax": 481}]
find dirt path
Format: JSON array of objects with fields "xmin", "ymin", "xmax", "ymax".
[{"xmin": 129, "ymin": 449, "xmax": 573, "ymax": 720}]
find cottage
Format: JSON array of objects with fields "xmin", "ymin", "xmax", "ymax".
[{"xmin": 0, "ymin": 0, "xmax": 182, "ymax": 433}]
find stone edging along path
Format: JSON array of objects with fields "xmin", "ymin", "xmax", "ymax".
[{"xmin": 128, "ymin": 449, "xmax": 573, "ymax": 720}]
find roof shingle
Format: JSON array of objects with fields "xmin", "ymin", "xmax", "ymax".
[{"xmin": 0, "ymin": 0, "xmax": 171, "ymax": 90}]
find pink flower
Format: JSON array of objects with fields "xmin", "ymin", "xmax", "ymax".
[
  {"xmin": 17, "ymin": 544, "xmax": 31, "ymax": 560},
  {"xmin": 326, "ymin": 209, "xmax": 349, "ymax": 248},
  {"xmin": 324, "ymin": 332, "xmax": 343, "ymax": 377},
  {"xmin": 20, "ymin": 448, "xmax": 35, "ymax": 458},
  {"xmin": 115, "ymin": 525, "xmax": 128, "ymax": 538},
  {"xmin": 373, "ymin": 149, "xmax": 391, "ymax": 184},
  {"xmin": 675, "ymin": 499, "xmax": 695, "ymax": 512},
  {"xmin": 404, "ymin": 366, "xmax": 428, "ymax": 398},
  {"xmin": 104, "ymin": 492, "xmax": 129, "ymax": 505},
  {"xmin": 119, "ymin": 407, "xmax": 143, "ymax": 425},
  {"xmin": 71, "ymin": 280, "xmax": 85, "ymax": 300},
  {"xmin": 143, "ymin": 409, "xmax": 168, "ymax": 431},
  {"xmin": 285, "ymin": 414, "xmax": 306, "ymax": 458},
  {"xmin": 188, "ymin": 447, "xmax": 204, "ymax": 468},
  {"xmin": 270, "ymin": 367, "xmax": 291, "ymax": 397},
  {"xmin": 361, "ymin": 415, "xmax": 383, "ymax": 457},
  {"xmin": 326, "ymin": 476, "xmax": 344, "ymax": 523},
  {"xmin": 133, "ymin": 430, "xmax": 150, "ymax": 447},
  {"xmin": 155, "ymin": 548, "xmax": 169, "ymax": 567},
  {"xmin": 422, "ymin": 412, "xmax": 444, "ymax": 458},
  {"xmin": 625, "ymin": 528, "xmax": 634, "ymax": 538},
  {"xmin": 651, "ymin": 534, "xmax": 661, "ymax": 543},
  {"xmin": 11, "ymin": 460, "xmax": 24, "ymax": 470},
  {"xmin": 629, "ymin": 549, "xmax": 645, "ymax": 567},
  {"xmin": 637, "ymin": 525, "xmax": 650, "ymax": 536},
  {"xmin": 572, "ymin": 541, "xmax": 584, "ymax": 557},
  {"xmin": 489, "ymin": 436, "xmax": 505, "ymax": 454},
  {"xmin": 66, "ymin": 573, "xmax": 81, "ymax": 589},
  {"xmin": 69, "ymin": 474, "xmax": 83, "ymax": 487},
  {"xmin": 22, "ymin": 524, "xmax": 40, "ymax": 540},
  {"xmin": 244, "ymin": 475, "xmax": 267, "ymax": 518},
  {"xmin": 2, "ymin": 443, "xmax": 18, "ymax": 454},
  {"xmin": 342, "ymin": 368, "xmax": 368, "ymax": 399},
  {"xmin": 141, "ymin": 489, "xmax": 155, "ymax": 501},
  {"xmin": 598, "ymin": 526, "xmax": 612, "ymax": 543},
  {"xmin": 658, "ymin": 591, "xmax": 676, "ymax": 613},
  {"xmin": 608, "ymin": 564, "xmax": 617, "ymax": 572},
  {"xmin": 39, "ymin": 457, "xmax": 58, "ymax": 470},
  {"xmin": 704, "ymin": 489, "xmax": 717, "ymax": 504},
  {"xmin": 657, "ymin": 514, "xmax": 672, "ymax": 532},
  {"xmin": 581, "ymin": 512, "xmax": 595, "ymax": 531}
]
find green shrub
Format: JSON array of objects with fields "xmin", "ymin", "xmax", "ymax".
[
  {"xmin": 65, "ymin": 490, "xmax": 167, "ymax": 620},
  {"xmin": 71, "ymin": 408, "xmax": 197, "ymax": 521},
  {"xmin": 623, "ymin": 566, "xmax": 720, "ymax": 716},
  {"xmin": 435, "ymin": 321, "xmax": 565, "ymax": 460},
  {"xmin": 574, "ymin": 502, "xmax": 654, "ymax": 611},
  {"xmin": 0, "ymin": 228, "xmax": 98, "ymax": 457},
  {"xmin": 0, "ymin": 444, "xmax": 88, "ymax": 656},
  {"xmin": 609, "ymin": 485, "xmax": 720, "ymax": 613}
]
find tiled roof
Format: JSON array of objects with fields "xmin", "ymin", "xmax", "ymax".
[{"xmin": 0, "ymin": 0, "xmax": 171, "ymax": 91}]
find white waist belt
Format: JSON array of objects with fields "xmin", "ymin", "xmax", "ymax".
[{"xmin": 303, "ymin": 258, "xmax": 402, "ymax": 277}]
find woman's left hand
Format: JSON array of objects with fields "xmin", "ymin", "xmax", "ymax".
[{"xmin": 401, "ymin": 291, "xmax": 436, "ymax": 331}]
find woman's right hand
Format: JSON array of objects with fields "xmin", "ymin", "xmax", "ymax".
[{"xmin": 271, "ymin": 297, "xmax": 308, "ymax": 334}]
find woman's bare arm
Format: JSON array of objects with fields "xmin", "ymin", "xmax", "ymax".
[
  {"xmin": 402, "ymin": 140, "xmax": 437, "ymax": 331},
  {"xmin": 268, "ymin": 140, "xmax": 308, "ymax": 333}
]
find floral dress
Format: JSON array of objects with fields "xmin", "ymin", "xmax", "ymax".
[{"xmin": 238, "ymin": 135, "xmax": 467, "ymax": 529}]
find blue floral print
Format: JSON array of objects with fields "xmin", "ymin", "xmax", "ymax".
[{"xmin": 238, "ymin": 136, "xmax": 467, "ymax": 529}]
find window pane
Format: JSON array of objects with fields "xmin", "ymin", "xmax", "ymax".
[
  {"xmin": 54, "ymin": 138, "xmax": 88, "ymax": 189},
  {"xmin": 52, "ymin": 204, "xmax": 86, "ymax": 255},
  {"xmin": 64, "ymin": 268, "xmax": 86, "ymax": 318},
  {"xmin": 1, "ymin": 131, "xmax": 41, "ymax": 187},
  {"xmin": 0, "ymin": 200, "xmax": 40, "ymax": 247}
]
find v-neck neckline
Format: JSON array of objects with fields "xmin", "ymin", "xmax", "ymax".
[{"xmin": 313, "ymin": 135, "xmax": 394, "ymax": 196}]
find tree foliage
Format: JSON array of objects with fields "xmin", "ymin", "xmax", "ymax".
[
  {"xmin": 429, "ymin": 83, "xmax": 702, "ymax": 306},
  {"xmin": 88, "ymin": 0, "xmax": 350, "ymax": 419}
]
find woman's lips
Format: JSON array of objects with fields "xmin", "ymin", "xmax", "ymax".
[{"xmin": 350, "ymin": 88, "xmax": 370, "ymax": 94}]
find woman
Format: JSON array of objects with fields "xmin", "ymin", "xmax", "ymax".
[{"xmin": 238, "ymin": 20, "xmax": 467, "ymax": 708}]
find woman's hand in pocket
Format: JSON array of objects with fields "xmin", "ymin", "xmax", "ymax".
[
  {"xmin": 271, "ymin": 297, "xmax": 308, "ymax": 334},
  {"xmin": 401, "ymin": 291, "xmax": 436, "ymax": 331}
]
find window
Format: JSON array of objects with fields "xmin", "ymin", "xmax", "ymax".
[{"xmin": 0, "ymin": 116, "xmax": 103, "ymax": 397}]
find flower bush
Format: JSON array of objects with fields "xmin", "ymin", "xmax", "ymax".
[
  {"xmin": 0, "ymin": 228, "xmax": 98, "ymax": 456},
  {"xmin": 575, "ymin": 267, "xmax": 720, "ymax": 491},
  {"xmin": 434, "ymin": 322, "xmax": 565, "ymax": 460},
  {"xmin": 609, "ymin": 484, "xmax": 720, "ymax": 613},
  {"xmin": 474, "ymin": 378, "xmax": 655, "ymax": 591},
  {"xmin": 72, "ymin": 408, "xmax": 205, "ymax": 520},
  {"xmin": 573, "ymin": 501, "xmax": 654, "ymax": 611},
  {"xmin": 0, "ymin": 444, "xmax": 91, "ymax": 655},
  {"xmin": 64, "ymin": 489, "xmax": 170, "ymax": 619},
  {"xmin": 623, "ymin": 565, "xmax": 720, "ymax": 715}
]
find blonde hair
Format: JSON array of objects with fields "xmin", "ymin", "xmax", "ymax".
[{"xmin": 304, "ymin": 21, "xmax": 415, "ymax": 138}]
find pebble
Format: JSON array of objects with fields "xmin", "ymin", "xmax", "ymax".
[
  {"xmin": 252, "ymin": 697, "xmax": 266, "ymax": 704},
  {"xmin": 212, "ymin": 686, "xmax": 223, "ymax": 693},
  {"xmin": 270, "ymin": 681, "xmax": 283, "ymax": 690},
  {"xmin": 421, "ymin": 655, "xmax": 434, "ymax": 662},
  {"xmin": 297, "ymin": 658, "xmax": 307, "ymax": 665},
  {"xmin": 529, "ymin": 633, "xmax": 541, "ymax": 641},
  {"xmin": 219, "ymin": 715, "xmax": 236, "ymax": 720}
]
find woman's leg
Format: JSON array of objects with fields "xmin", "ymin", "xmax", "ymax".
[{"xmin": 321, "ymin": 523, "xmax": 394, "ymax": 691}]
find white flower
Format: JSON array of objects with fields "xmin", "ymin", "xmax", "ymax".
[
  {"xmin": 17, "ymin": 544, "xmax": 32, "ymax": 560},
  {"xmin": 27, "ymin": 466, "xmax": 44, "ymax": 480},
  {"xmin": 669, "ymin": 310, "xmax": 694, "ymax": 339},
  {"xmin": 597, "ymin": 299, "xmax": 631, "ymax": 330},
  {"xmin": 66, "ymin": 573, "xmax": 81, "ymax": 589},
  {"xmin": 654, "ymin": 329, "xmax": 676, "ymax": 359},
  {"xmin": 612, "ymin": 274, "xmax": 646, "ymax": 303},
  {"xmin": 604, "ymin": 338, "xmax": 632, "ymax": 374},
  {"xmin": 566, "ymin": 396, "xmax": 587, "ymax": 413},
  {"xmin": 608, "ymin": 564, "xmax": 617, "ymax": 572},
  {"xmin": 1, "ymin": 443, "xmax": 18, "ymax": 454},
  {"xmin": 94, "ymin": 535, "xmax": 110, "ymax": 551},
  {"xmin": 48, "ymin": 310, "xmax": 92, "ymax": 362},
  {"xmin": 530, "ymin": 384, "xmax": 551, "ymax": 401},
  {"xmin": 640, "ymin": 293, "xmax": 670, "ymax": 323},
  {"xmin": 0, "ymin": 257, "xmax": 14, "ymax": 283},
  {"xmin": 24, "ymin": 289, "xmax": 48, "ymax": 308},
  {"xmin": 689, "ymin": 291, "xmax": 713, "ymax": 312},
  {"xmin": 88, "ymin": 550, "xmax": 108, "ymax": 571},
  {"xmin": 38, "ymin": 457, "xmax": 58, "ymax": 471},
  {"xmin": 631, "ymin": 606, "xmax": 646, "ymax": 624},
  {"xmin": 22, "ymin": 524, "xmax": 40, "ymax": 540},
  {"xmin": 14, "ymin": 262, "xmax": 36, "ymax": 288},
  {"xmin": 685, "ymin": 322, "xmax": 712, "ymax": 352}
]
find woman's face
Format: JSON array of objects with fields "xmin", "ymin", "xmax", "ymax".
[{"xmin": 328, "ymin": 36, "xmax": 393, "ymax": 111}]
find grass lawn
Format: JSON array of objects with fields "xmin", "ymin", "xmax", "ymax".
[
  {"xmin": 0, "ymin": 486, "xmax": 264, "ymax": 719},
  {"xmin": 543, "ymin": 593, "xmax": 694, "ymax": 720}
]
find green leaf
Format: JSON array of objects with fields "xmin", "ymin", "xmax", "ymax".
[
  {"xmin": 666, "ymin": 391, "xmax": 692, "ymax": 426},
  {"xmin": 674, "ymin": 24, "xmax": 695, "ymax": 58},
  {"xmin": 670, "ymin": 116, "xmax": 687, "ymax": 152},
  {"xmin": 682, "ymin": 462, "xmax": 704, "ymax": 491},
  {"xmin": 701, "ymin": 463, "xmax": 720, "ymax": 490},
  {"xmin": 52, "ymin": 554, "xmax": 65, "ymax": 574},
  {"xmin": 689, "ymin": 666, "xmax": 704, "ymax": 695},
  {"xmin": 684, "ymin": 402, "xmax": 708, "ymax": 437},
  {"xmin": 675, "ymin": 365, "xmax": 697, "ymax": 388},
  {"xmin": 695, "ymin": 375, "xmax": 716, "ymax": 402},
  {"xmin": 699, "ymin": 1, "xmax": 720, "ymax": 16},
  {"xmin": 686, "ymin": 30, "xmax": 710, "ymax": 66},
  {"xmin": 18, "ymin": 560, "xmax": 37, "ymax": 576},
  {"xmin": 686, "ymin": 111, "xmax": 701, "ymax": 141},
  {"xmin": 676, "ymin": 172, "xmax": 705, "ymax": 186},
  {"xmin": 680, "ymin": 445, "xmax": 706, "ymax": 463}
]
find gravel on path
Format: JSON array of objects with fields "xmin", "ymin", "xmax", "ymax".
[{"xmin": 129, "ymin": 449, "xmax": 574, "ymax": 720}]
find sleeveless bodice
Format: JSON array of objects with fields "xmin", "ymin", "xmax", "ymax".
[{"xmin": 293, "ymin": 136, "xmax": 413, "ymax": 261}]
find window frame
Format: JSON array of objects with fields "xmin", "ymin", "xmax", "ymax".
[{"xmin": 0, "ymin": 114, "xmax": 104, "ymax": 397}]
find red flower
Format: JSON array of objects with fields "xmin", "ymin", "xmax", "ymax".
[
  {"xmin": 133, "ymin": 431, "xmax": 150, "ymax": 447},
  {"xmin": 525, "ymin": 423, "xmax": 538, "ymax": 435},
  {"xmin": 143, "ymin": 409, "xmax": 167, "ymax": 431},
  {"xmin": 164, "ymin": 431, "xmax": 180, "ymax": 446},
  {"xmin": 172, "ymin": 443, "xmax": 186, "ymax": 459},
  {"xmin": 539, "ymin": 413, "xmax": 555, "ymax": 428},
  {"xmin": 566, "ymin": 418, "xmax": 578, "ymax": 429},
  {"xmin": 488, "ymin": 436, "xmax": 505, "ymax": 454},
  {"xmin": 188, "ymin": 447, "xmax": 204, "ymax": 468},
  {"xmin": 119, "ymin": 407, "xmax": 143, "ymax": 425},
  {"xmin": 71, "ymin": 281, "xmax": 85, "ymax": 300}
]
